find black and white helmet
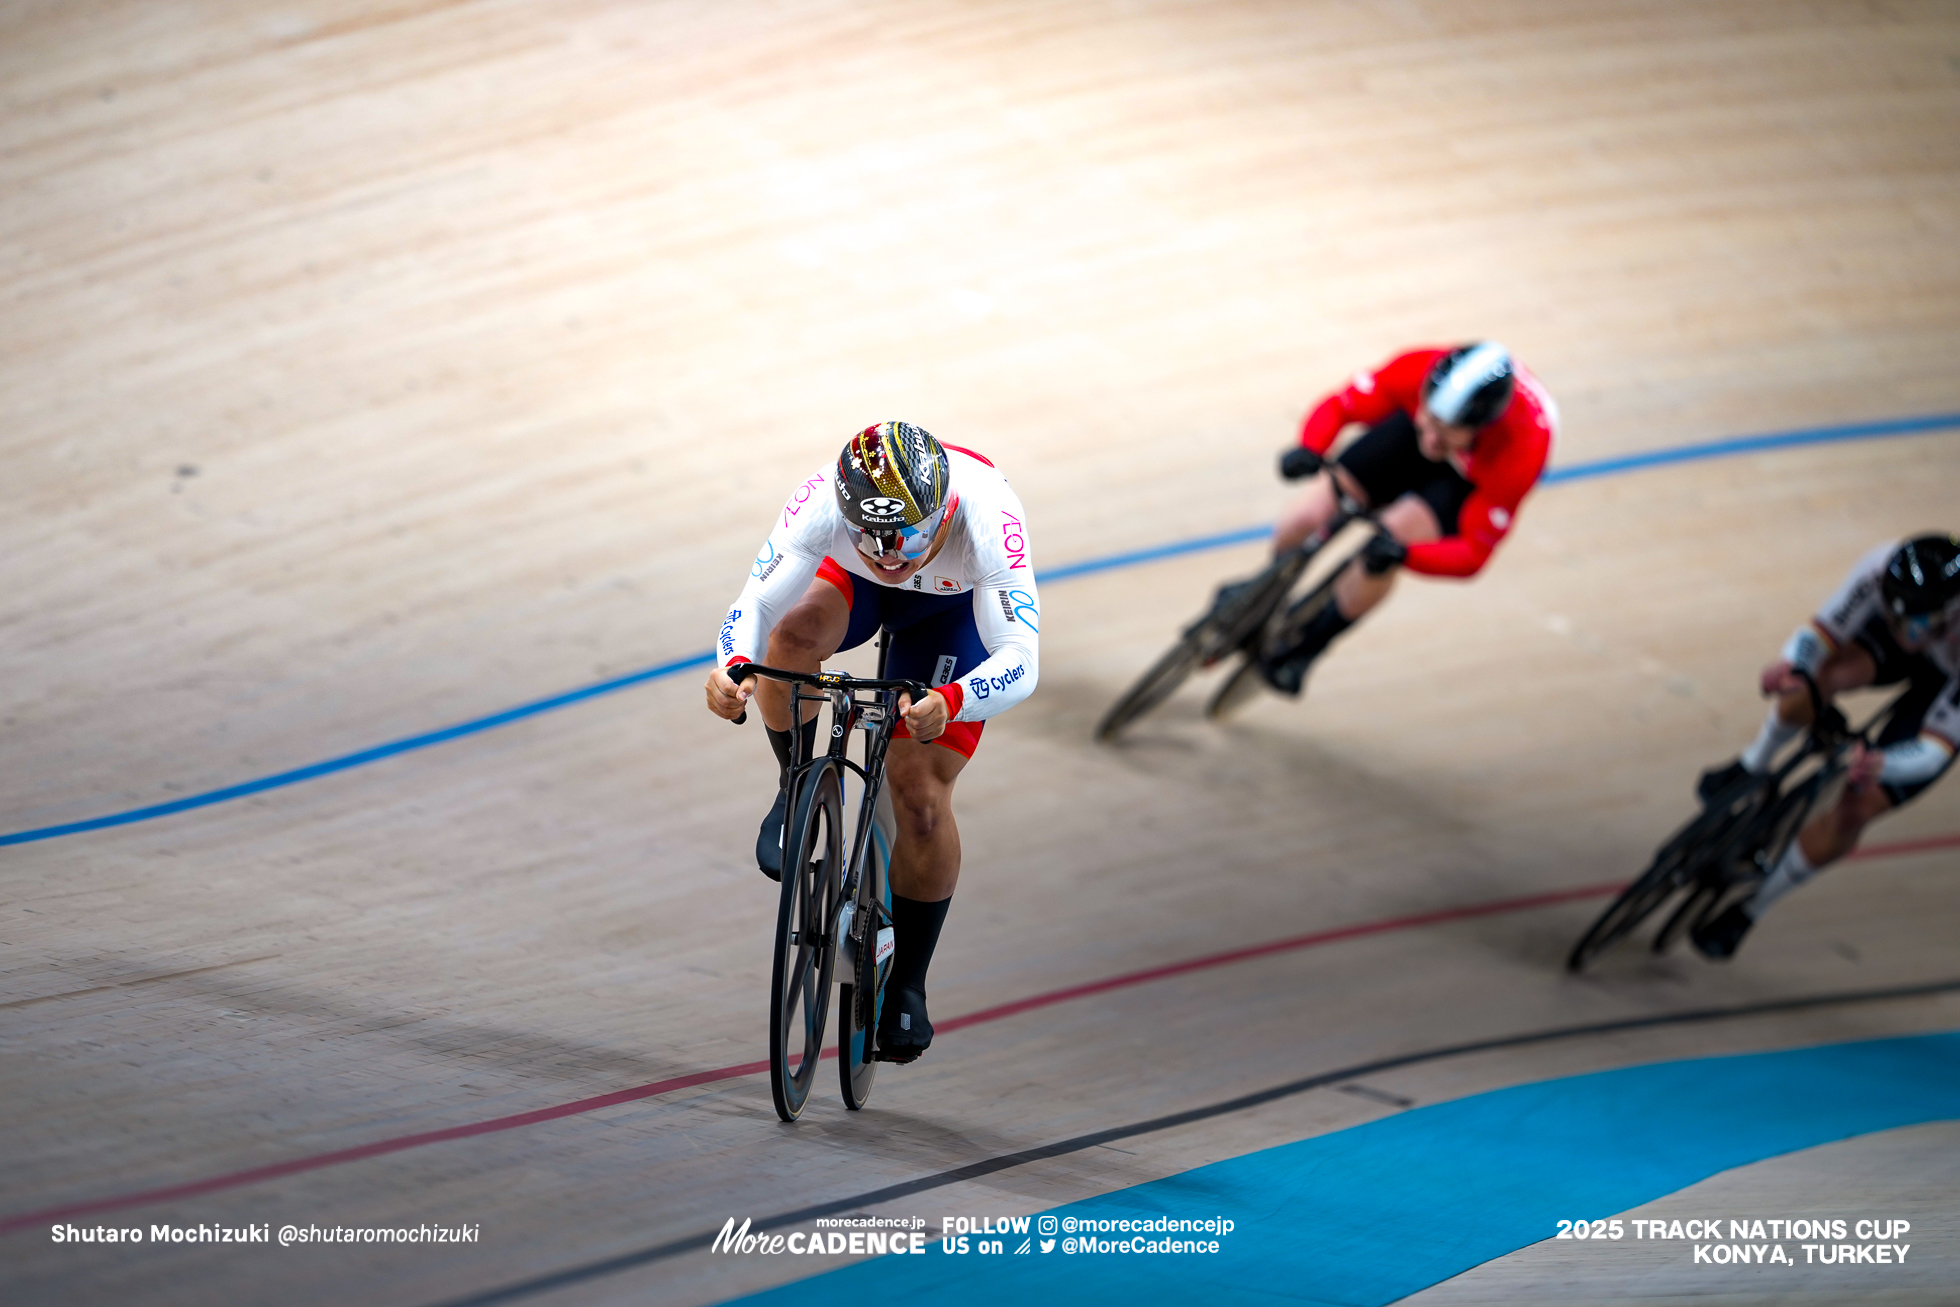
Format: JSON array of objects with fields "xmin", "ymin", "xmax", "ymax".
[
  {"xmin": 1883, "ymin": 533, "xmax": 1960, "ymax": 623},
  {"xmin": 1422, "ymin": 342, "xmax": 1515, "ymax": 429}
]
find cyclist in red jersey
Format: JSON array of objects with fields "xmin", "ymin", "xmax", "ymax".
[{"xmin": 1256, "ymin": 342, "xmax": 1558, "ymax": 693}]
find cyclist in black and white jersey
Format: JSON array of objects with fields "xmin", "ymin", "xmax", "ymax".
[{"xmin": 1692, "ymin": 534, "xmax": 1960, "ymax": 958}]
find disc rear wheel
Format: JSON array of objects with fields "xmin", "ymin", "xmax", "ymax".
[{"xmin": 840, "ymin": 784, "xmax": 895, "ymax": 1110}]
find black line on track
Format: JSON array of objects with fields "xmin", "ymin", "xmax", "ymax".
[{"xmin": 424, "ymin": 976, "xmax": 1960, "ymax": 1307}]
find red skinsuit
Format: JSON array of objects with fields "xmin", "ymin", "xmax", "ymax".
[{"xmin": 1298, "ymin": 348, "xmax": 1556, "ymax": 578}]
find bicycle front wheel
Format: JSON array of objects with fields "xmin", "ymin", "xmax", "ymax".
[
  {"xmin": 1566, "ymin": 851, "xmax": 1689, "ymax": 973},
  {"xmin": 1568, "ymin": 780, "xmax": 1771, "ymax": 972},
  {"xmin": 770, "ymin": 761, "xmax": 845, "ymax": 1122},
  {"xmin": 1097, "ymin": 566, "xmax": 1290, "ymax": 741},
  {"xmin": 1095, "ymin": 627, "xmax": 1210, "ymax": 742}
]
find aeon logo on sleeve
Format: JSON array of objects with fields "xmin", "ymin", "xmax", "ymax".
[
  {"xmin": 781, "ymin": 475, "xmax": 824, "ymax": 529},
  {"xmin": 999, "ymin": 511, "xmax": 1028, "ymax": 569}
]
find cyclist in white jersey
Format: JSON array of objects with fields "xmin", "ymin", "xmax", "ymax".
[
  {"xmin": 704, "ymin": 422, "xmax": 1040, "ymax": 1060},
  {"xmin": 1692, "ymin": 534, "xmax": 1960, "ymax": 959}
]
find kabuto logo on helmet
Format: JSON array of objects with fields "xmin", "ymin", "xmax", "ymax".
[{"xmin": 858, "ymin": 496, "xmax": 908, "ymax": 520}]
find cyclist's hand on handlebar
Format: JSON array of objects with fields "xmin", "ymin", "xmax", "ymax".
[
  {"xmin": 1279, "ymin": 446, "xmax": 1324, "ymax": 480},
  {"xmin": 1759, "ymin": 659, "xmax": 1805, "ymax": 699},
  {"xmin": 900, "ymin": 688, "xmax": 950, "ymax": 742},
  {"xmin": 1361, "ymin": 530, "xmax": 1407, "ymax": 575},
  {"xmin": 705, "ymin": 664, "xmax": 752, "ymax": 721},
  {"xmin": 1843, "ymin": 743, "xmax": 1883, "ymax": 791}
]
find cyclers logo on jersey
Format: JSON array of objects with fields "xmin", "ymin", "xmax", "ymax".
[
  {"xmin": 858, "ymin": 496, "xmax": 908, "ymax": 521},
  {"xmin": 968, "ymin": 662, "xmax": 1027, "ymax": 700},
  {"xmin": 719, "ymin": 608, "xmax": 741, "ymax": 658},
  {"xmin": 995, "ymin": 588, "xmax": 1038, "ymax": 632}
]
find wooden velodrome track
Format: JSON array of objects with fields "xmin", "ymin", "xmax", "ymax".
[{"xmin": 4, "ymin": 2, "xmax": 1959, "ymax": 1304}]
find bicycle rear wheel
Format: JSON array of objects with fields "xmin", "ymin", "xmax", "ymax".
[
  {"xmin": 1203, "ymin": 654, "xmax": 1265, "ymax": 721},
  {"xmin": 1656, "ymin": 773, "xmax": 1821, "ymax": 954},
  {"xmin": 839, "ymin": 784, "xmax": 896, "ymax": 1110},
  {"xmin": 770, "ymin": 761, "xmax": 845, "ymax": 1122},
  {"xmin": 1651, "ymin": 878, "xmax": 1723, "ymax": 954}
]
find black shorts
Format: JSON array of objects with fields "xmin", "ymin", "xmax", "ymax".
[
  {"xmin": 1334, "ymin": 411, "xmax": 1474, "ymax": 535},
  {"xmin": 1854, "ymin": 615, "xmax": 1957, "ymax": 805}
]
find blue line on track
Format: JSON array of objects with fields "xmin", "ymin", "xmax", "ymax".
[
  {"xmin": 1539, "ymin": 410, "xmax": 1960, "ymax": 484},
  {"xmin": 5, "ymin": 410, "xmax": 1957, "ymax": 847},
  {"xmin": 1036, "ymin": 525, "xmax": 1272, "ymax": 583},
  {"xmin": 0, "ymin": 653, "xmax": 713, "ymax": 847},
  {"xmin": 728, "ymin": 1030, "xmax": 1960, "ymax": 1307}
]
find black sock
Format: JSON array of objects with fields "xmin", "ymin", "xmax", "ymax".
[
  {"xmin": 888, "ymin": 894, "xmax": 951, "ymax": 997},
  {"xmin": 765, "ymin": 718, "xmax": 820, "ymax": 787},
  {"xmin": 1287, "ymin": 600, "xmax": 1354, "ymax": 664}
]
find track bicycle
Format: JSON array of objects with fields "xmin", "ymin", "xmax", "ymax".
[
  {"xmin": 1095, "ymin": 477, "xmax": 1377, "ymax": 741},
  {"xmin": 1565, "ymin": 679, "xmax": 1906, "ymax": 973},
  {"xmin": 729, "ymin": 647, "xmax": 926, "ymax": 1121}
]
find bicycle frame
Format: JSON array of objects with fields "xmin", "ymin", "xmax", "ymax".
[
  {"xmin": 1210, "ymin": 477, "xmax": 1373, "ymax": 656},
  {"xmin": 1754, "ymin": 676, "xmax": 1901, "ymax": 805},
  {"xmin": 729, "ymin": 662, "xmax": 930, "ymax": 937},
  {"xmin": 1567, "ymin": 671, "xmax": 1910, "ymax": 973},
  {"xmin": 1095, "ymin": 474, "xmax": 1381, "ymax": 740}
]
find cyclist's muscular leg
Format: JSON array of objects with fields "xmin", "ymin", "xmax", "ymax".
[
  {"xmin": 886, "ymin": 737, "xmax": 967, "ymax": 899},
  {"xmin": 1798, "ymin": 782, "xmax": 1894, "ymax": 870},
  {"xmin": 1328, "ymin": 492, "xmax": 1442, "ymax": 621},
  {"xmin": 757, "ymin": 579, "xmax": 851, "ymax": 731},
  {"xmin": 1744, "ymin": 783, "xmax": 1893, "ymax": 925},
  {"xmin": 1272, "ymin": 467, "xmax": 1368, "ymax": 554},
  {"xmin": 1263, "ymin": 489, "xmax": 1439, "ymax": 695},
  {"xmin": 751, "ymin": 579, "xmax": 852, "ymax": 881},
  {"xmin": 877, "ymin": 737, "xmax": 969, "ymax": 1060}
]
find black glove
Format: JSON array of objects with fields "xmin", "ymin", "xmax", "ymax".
[
  {"xmin": 1361, "ymin": 531, "xmax": 1407, "ymax": 575},
  {"xmin": 1278, "ymin": 446, "xmax": 1324, "ymax": 480}
]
